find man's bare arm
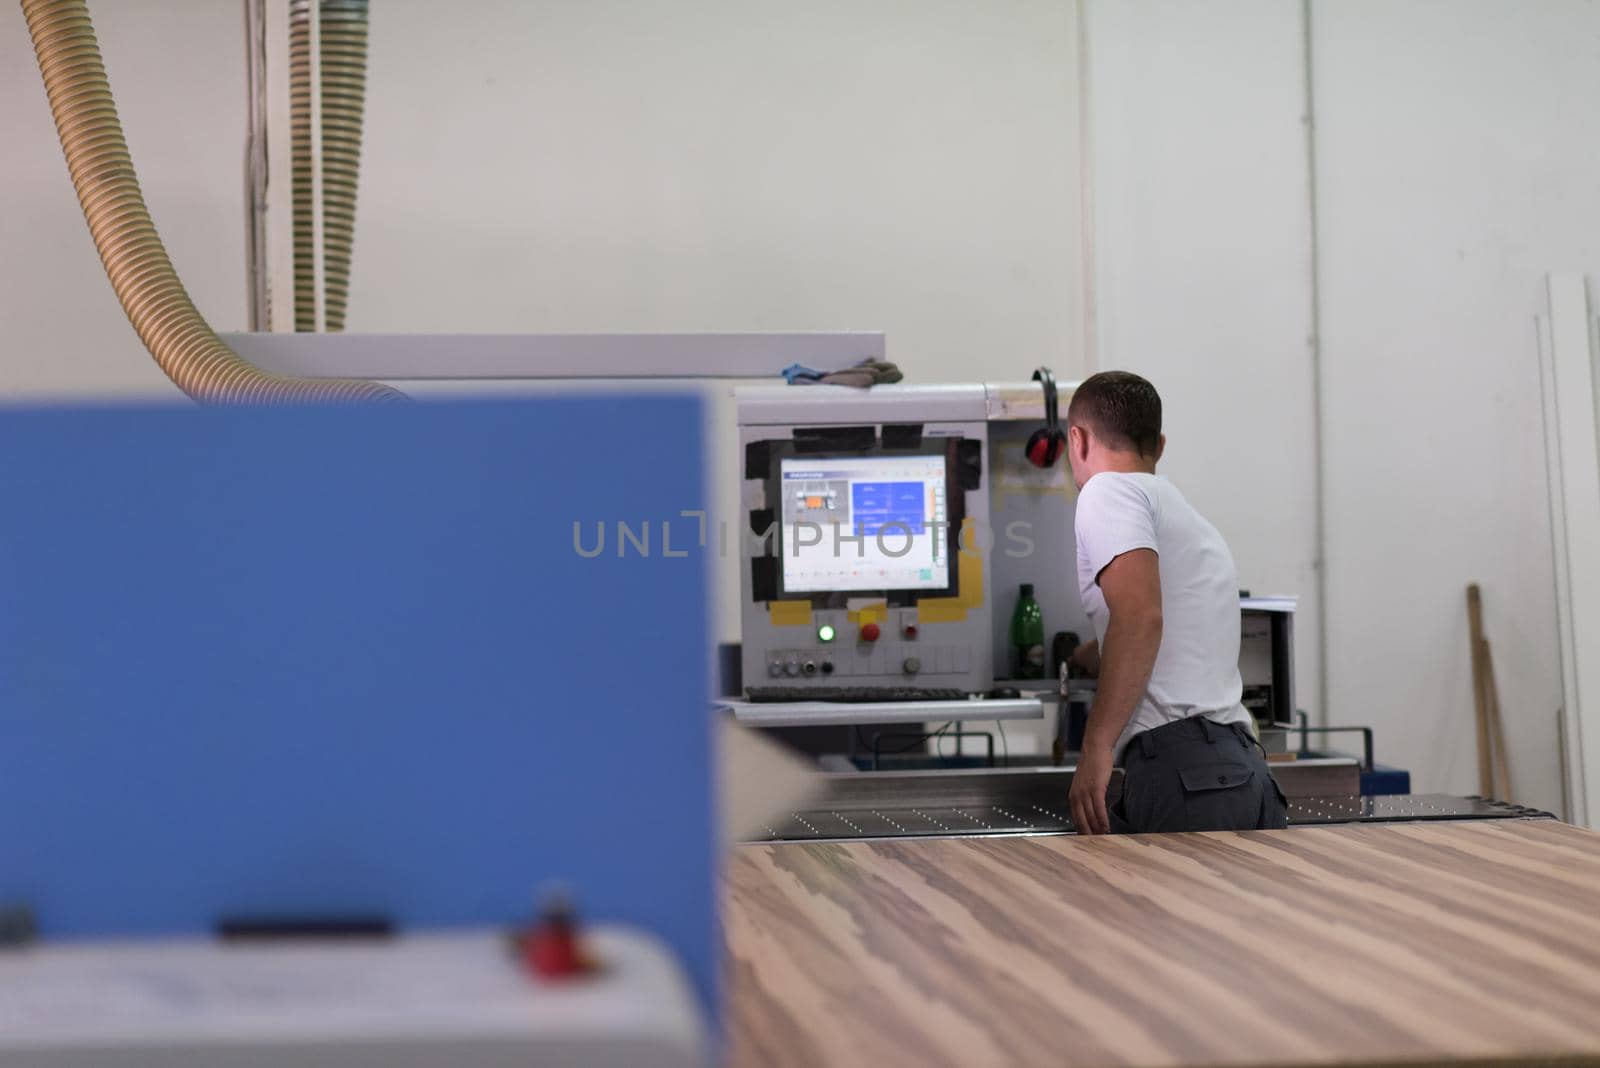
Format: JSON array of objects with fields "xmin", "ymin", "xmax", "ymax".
[
  {"xmin": 1068, "ymin": 549, "xmax": 1163, "ymax": 834},
  {"xmin": 1084, "ymin": 549, "xmax": 1163, "ymax": 754}
]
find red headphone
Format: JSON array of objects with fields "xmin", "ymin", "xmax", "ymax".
[{"xmin": 1024, "ymin": 366, "xmax": 1065, "ymax": 468}]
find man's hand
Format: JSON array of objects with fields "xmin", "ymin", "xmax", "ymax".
[{"xmin": 1069, "ymin": 741, "xmax": 1115, "ymax": 836}]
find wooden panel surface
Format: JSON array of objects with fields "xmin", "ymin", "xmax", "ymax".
[{"xmin": 725, "ymin": 820, "xmax": 1600, "ymax": 1067}]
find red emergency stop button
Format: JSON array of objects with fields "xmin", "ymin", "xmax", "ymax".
[
  {"xmin": 513, "ymin": 892, "xmax": 596, "ymax": 981},
  {"xmin": 860, "ymin": 622, "xmax": 880, "ymax": 642},
  {"xmin": 903, "ymin": 624, "xmax": 918, "ymax": 639}
]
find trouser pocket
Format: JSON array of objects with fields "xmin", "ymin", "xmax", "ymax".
[
  {"xmin": 1178, "ymin": 761, "xmax": 1261, "ymax": 832},
  {"xmin": 1117, "ymin": 760, "xmax": 1187, "ymax": 833}
]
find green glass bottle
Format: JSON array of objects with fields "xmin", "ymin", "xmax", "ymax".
[{"xmin": 1010, "ymin": 583, "xmax": 1045, "ymax": 679}]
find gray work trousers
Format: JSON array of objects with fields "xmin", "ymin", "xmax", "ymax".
[{"xmin": 1111, "ymin": 715, "xmax": 1289, "ymax": 834}]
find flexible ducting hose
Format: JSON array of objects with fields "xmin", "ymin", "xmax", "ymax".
[
  {"xmin": 22, "ymin": 0, "xmax": 403, "ymax": 404},
  {"xmin": 290, "ymin": 0, "xmax": 368, "ymax": 332},
  {"xmin": 288, "ymin": 0, "xmax": 315, "ymax": 332}
]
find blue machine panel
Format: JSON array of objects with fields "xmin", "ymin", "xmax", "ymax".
[
  {"xmin": 1362, "ymin": 764, "xmax": 1412, "ymax": 796},
  {"xmin": 0, "ymin": 398, "xmax": 714, "ymax": 1009}
]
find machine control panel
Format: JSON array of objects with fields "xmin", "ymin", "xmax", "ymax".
[
  {"xmin": 748, "ymin": 597, "xmax": 972, "ymax": 681},
  {"xmin": 737, "ymin": 398, "xmax": 995, "ymax": 695},
  {"xmin": 763, "ymin": 645, "xmax": 972, "ymax": 680},
  {"xmin": 762, "ymin": 608, "xmax": 971, "ymax": 682}
]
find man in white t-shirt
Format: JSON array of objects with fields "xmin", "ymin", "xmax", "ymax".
[{"xmin": 1062, "ymin": 371, "xmax": 1287, "ymax": 836}]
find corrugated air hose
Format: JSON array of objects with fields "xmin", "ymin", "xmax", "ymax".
[
  {"xmin": 290, "ymin": 0, "xmax": 369, "ymax": 332},
  {"xmin": 21, "ymin": 0, "xmax": 404, "ymax": 404}
]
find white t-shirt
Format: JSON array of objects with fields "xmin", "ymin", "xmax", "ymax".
[{"xmin": 1074, "ymin": 471, "xmax": 1251, "ymax": 763}]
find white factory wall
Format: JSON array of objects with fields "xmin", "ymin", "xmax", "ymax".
[
  {"xmin": 0, "ymin": 1, "xmax": 246, "ymax": 398},
  {"xmin": 346, "ymin": 0, "xmax": 1084, "ymax": 378},
  {"xmin": 1310, "ymin": 0, "xmax": 1596, "ymax": 818},
  {"xmin": 1086, "ymin": 0, "xmax": 1588, "ymax": 816},
  {"xmin": 1083, "ymin": 0, "xmax": 1324, "ymax": 722}
]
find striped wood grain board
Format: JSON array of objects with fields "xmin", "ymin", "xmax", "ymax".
[{"xmin": 725, "ymin": 819, "xmax": 1600, "ymax": 1067}]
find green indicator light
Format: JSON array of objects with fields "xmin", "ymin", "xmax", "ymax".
[{"xmin": 817, "ymin": 624, "xmax": 836, "ymax": 643}]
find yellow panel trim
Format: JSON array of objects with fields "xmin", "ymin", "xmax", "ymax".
[
  {"xmin": 768, "ymin": 601, "xmax": 814, "ymax": 627},
  {"xmin": 918, "ymin": 518, "xmax": 984, "ymax": 623},
  {"xmin": 847, "ymin": 603, "xmax": 888, "ymax": 625}
]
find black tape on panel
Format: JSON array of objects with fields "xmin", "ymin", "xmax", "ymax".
[
  {"xmin": 881, "ymin": 424, "xmax": 923, "ymax": 449},
  {"xmin": 744, "ymin": 441, "xmax": 771, "ymax": 481},
  {"xmin": 751, "ymin": 556, "xmax": 778, "ymax": 602},
  {"xmin": 958, "ymin": 440, "xmax": 983, "ymax": 491},
  {"xmin": 793, "ymin": 426, "xmax": 875, "ymax": 453},
  {"xmin": 748, "ymin": 508, "xmax": 776, "ymax": 543}
]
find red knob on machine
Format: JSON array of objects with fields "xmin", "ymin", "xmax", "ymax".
[
  {"xmin": 903, "ymin": 624, "xmax": 918, "ymax": 639},
  {"xmin": 523, "ymin": 917, "xmax": 583, "ymax": 979},
  {"xmin": 860, "ymin": 622, "xmax": 880, "ymax": 642},
  {"xmin": 515, "ymin": 890, "xmax": 594, "ymax": 981}
]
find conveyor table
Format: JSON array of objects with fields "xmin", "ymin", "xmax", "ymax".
[{"xmin": 726, "ymin": 818, "xmax": 1600, "ymax": 1067}]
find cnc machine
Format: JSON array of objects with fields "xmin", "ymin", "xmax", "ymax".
[{"xmin": 725, "ymin": 379, "xmax": 1504, "ymax": 842}]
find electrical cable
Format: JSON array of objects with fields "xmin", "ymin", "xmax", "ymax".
[{"xmin": 857, "ymin": 722, "xmax": 953, "ymax": 759}]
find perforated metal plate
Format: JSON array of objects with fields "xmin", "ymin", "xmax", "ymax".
[
  {"xmin": 748, "ymin": 792, "xmax": 1550, "ymax": 843},
  {"xmin": 760, "ymin": 802, "xmax": 1072, "ymax": 841},
  {"xmin": 1287, "ymin": 794, "xmax": 1551, "ymax": 824}
]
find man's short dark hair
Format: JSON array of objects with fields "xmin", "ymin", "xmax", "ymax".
[{"xmin": 1066, "ymin": 371, "xmax": 1162, "ymax": 458}]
